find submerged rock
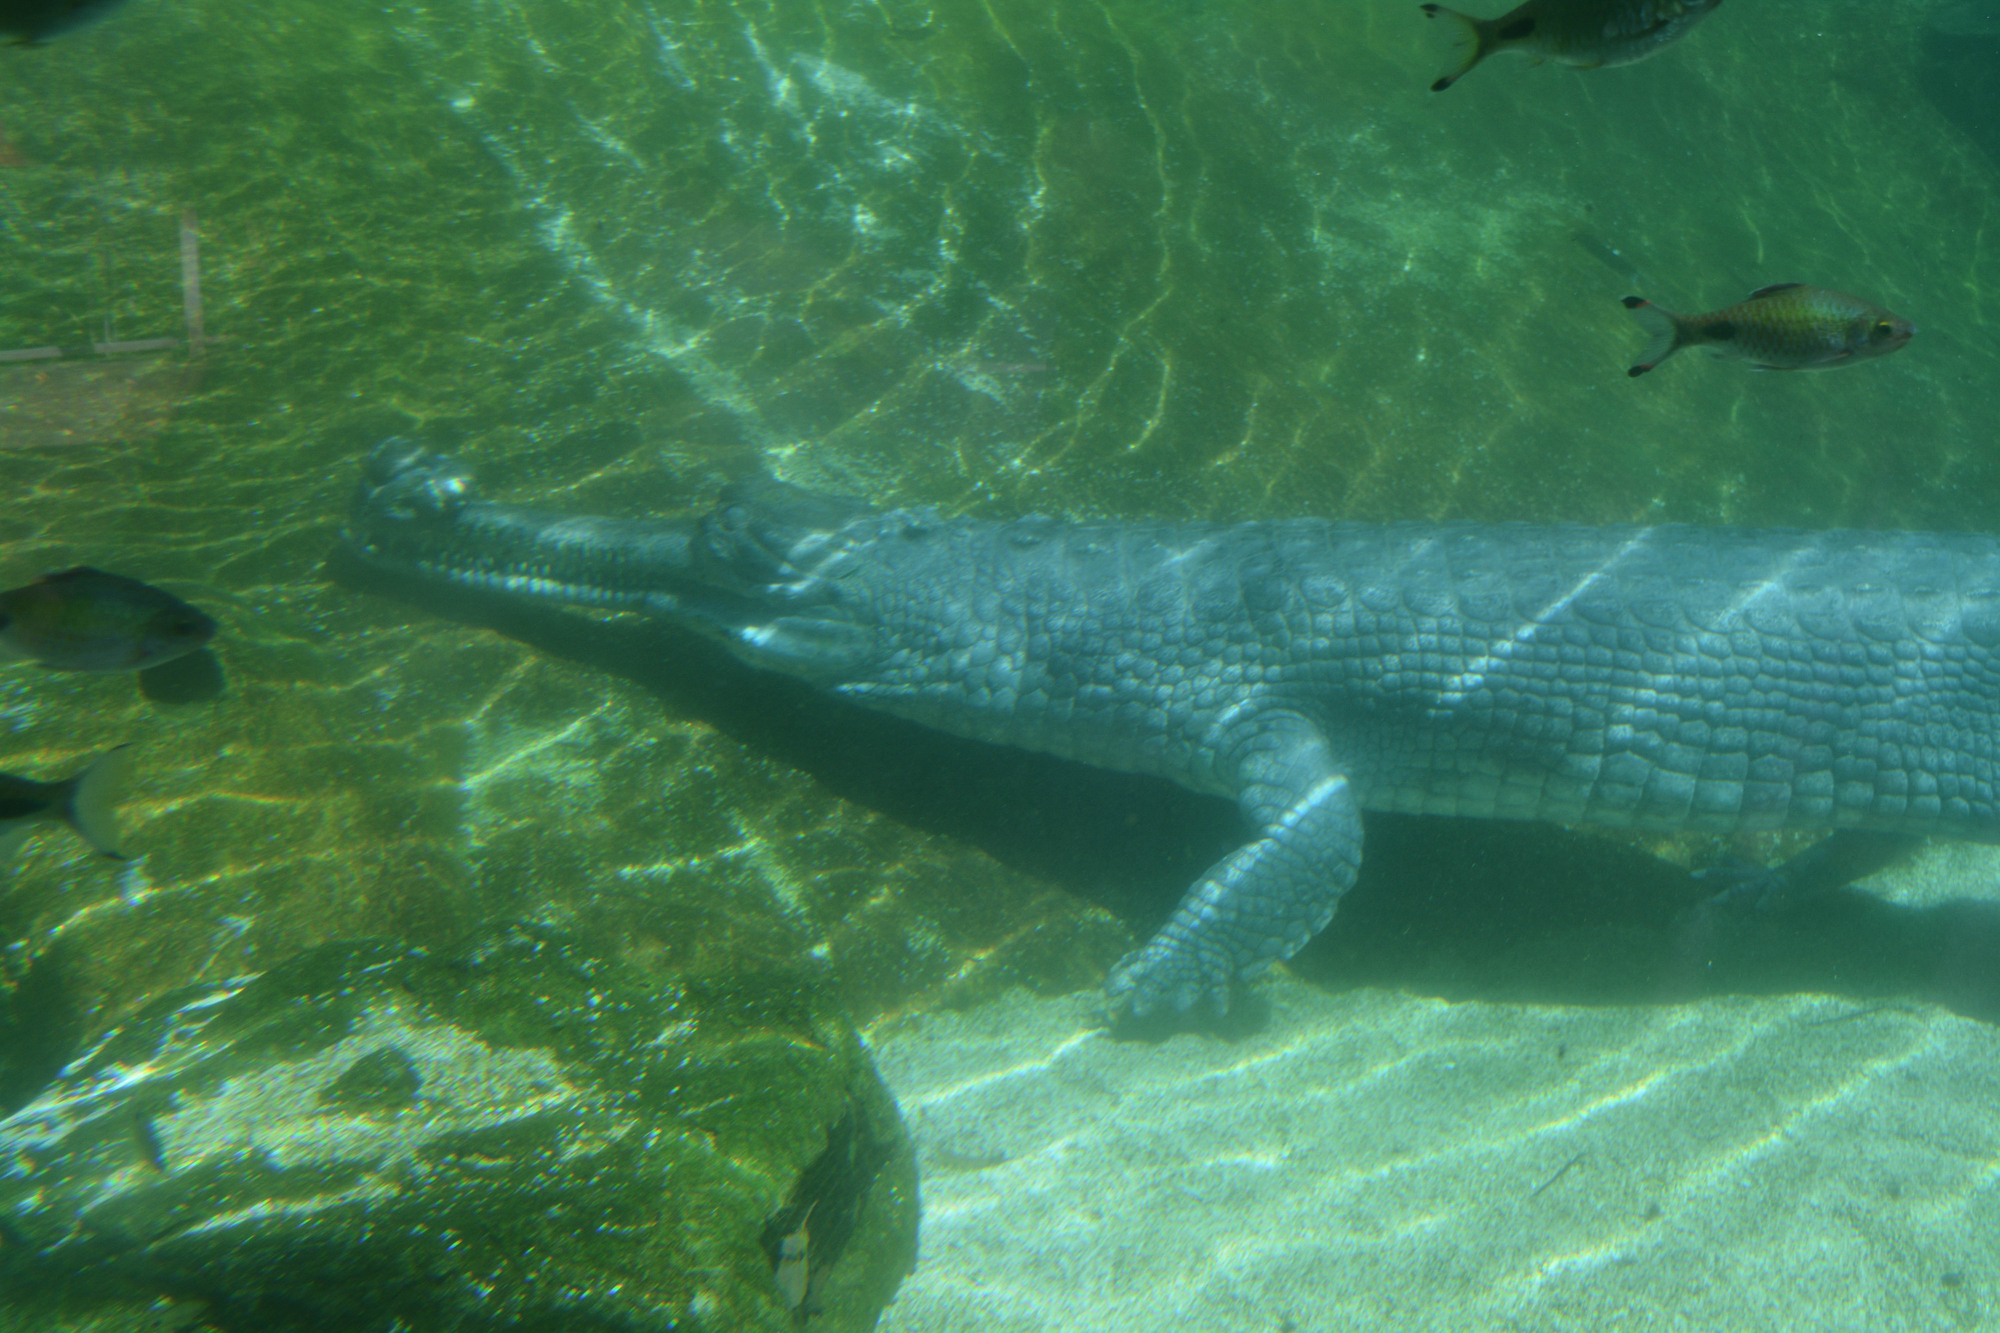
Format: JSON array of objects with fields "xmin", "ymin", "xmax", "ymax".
[{"xmin": 0, "ymin": 926, "xmax": 916, "ymax": 1332}]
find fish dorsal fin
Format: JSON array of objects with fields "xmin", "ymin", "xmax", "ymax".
[{"xmin": 1747, "ymin": 283, "xmax": 1804, "ymax": 299}]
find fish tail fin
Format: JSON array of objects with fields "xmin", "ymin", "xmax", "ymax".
[
  {"xmin": 1621, "ymin": 296, "xmax": 1688, "ymax": 377},
  {"xmin": 57, "ymin": 745, "xmax": 134, "ymax": 860},
  {"xmin": 1421, "ymin": 4, "xmax": 1490, "ymax": 91}
]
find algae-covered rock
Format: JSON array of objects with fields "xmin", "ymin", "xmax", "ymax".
[{"xmin": 0, "ymin": 926, "xmax": 916, "ymax": 1333}]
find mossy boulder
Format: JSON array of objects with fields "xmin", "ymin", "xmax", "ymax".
[{"xmin": 0, "ymin": 925, "xmax": 915, "ymax": 1332}]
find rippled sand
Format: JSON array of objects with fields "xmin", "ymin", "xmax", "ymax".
[{"xmin": 872, "ymin": 889, "xmax": 2000, "ymax": 1331}]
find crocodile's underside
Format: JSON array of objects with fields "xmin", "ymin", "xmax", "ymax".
[{"xmin": 344, "ymin": 442, "xmax": 2000, "ymax": 1014}]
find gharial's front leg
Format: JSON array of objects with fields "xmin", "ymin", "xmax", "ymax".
[{"xmin": 1105, "ymin": 712, "xmax": 1360, "ymax": 1016}]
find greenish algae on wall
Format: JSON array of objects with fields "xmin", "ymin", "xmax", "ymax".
[{"xmin": 0, "ymin": 0, "xmax": 1993, "ymax": 1230}]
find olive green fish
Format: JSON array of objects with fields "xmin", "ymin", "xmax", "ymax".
[
  {"xmin": 0, "ymin": 567, "xmax": 215, "ymax": 672},
  {"xmin": 0, "ymin": 746, "xmax": 132, "ymax": 864},
  {"xmin": 1622, "ymin": 284, "xmax": 1915, "ymax": 377},
  {"xmin": 1423, "ymin": 0, "xmax": 1724, "ymax": 91}
]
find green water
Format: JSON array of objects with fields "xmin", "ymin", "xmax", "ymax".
[{"xmin": 0, "ymin": 0, "xmax": 1997, "ymax": 1325}]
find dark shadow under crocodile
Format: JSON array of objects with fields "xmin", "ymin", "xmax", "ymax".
[{"xmin": 327, "ymin": 547, "xmax": 2000, "ymax": 1038}]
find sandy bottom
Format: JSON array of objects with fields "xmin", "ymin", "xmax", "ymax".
[{"xmin": 868, "ymin": 853, "xmax": 2000, "ymax": 1333}]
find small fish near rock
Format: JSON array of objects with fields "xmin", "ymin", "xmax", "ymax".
[
  {"xmin": 773, "ymin": 1202, "xmax": 817, "ymax": 1313},
  {"xmin": 1, "ymin": 0, "xmax": 133, "ymax": 45},
  {"xmin": 1622, "ymin": 284, "xmax": 1915, "ymax": 376},
  {"xmin": 1422, "ymin": 0, "xmax": 1725, "ymax": 91},
  {"xmin": 0, "ymin": 745, "xmax": 132, "ymax": 865},
  {"xmin": 761, "ymin": 1109, "xmax": 901, "ymax": 1322},
  {"xmin": 0, "ymin": 567, "xmax": 214, "ymax": 673}
]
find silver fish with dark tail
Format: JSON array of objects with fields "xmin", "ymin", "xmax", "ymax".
[
  {"xmin": 1622, "ymin": 284, "xmax": 1915, "ymax": 376},
  {"xmin": 0, "ymin": 746, "xmax": 132, "ymax": 864},
  {"xmin": 1423, "ymin": 0, "xmax": 1724, "ymax": 91}
]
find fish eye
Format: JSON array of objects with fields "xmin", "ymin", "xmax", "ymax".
[{"xmin": 1874, "ymin": 321, "xmax": 1895, "ymax": 336}]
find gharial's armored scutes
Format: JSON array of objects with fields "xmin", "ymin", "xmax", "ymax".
[{"xmin": 345, "ymin": 442, "xmax": 2000, "ymax": 1016}]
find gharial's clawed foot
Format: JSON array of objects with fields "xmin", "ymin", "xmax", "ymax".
[{"xmin": 1103, "ymin": 934, "xmax": 1243, "ymax": 1021}]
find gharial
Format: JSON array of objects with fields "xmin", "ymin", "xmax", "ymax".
[{"xmin": 344, "ymin": 441, "xmax": 2000, "ymax": 1016}]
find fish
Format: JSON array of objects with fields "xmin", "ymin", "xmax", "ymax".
[
  {"xmin": 1422, "ymin": 0, "xmax": 1724, "ymax": 91},
  {"xmin": 1, "ymin": 0, "xmax": 132, "ymax": 44},
  {"xmin": 0, "ymin": 746, "xmax": 133, "ymax": 864},
  {"xmin": 1621, "ymin": 284, "xmax": 1916, "ymax": 377},
  {"xmin": 0, "ymin": 567, "xmax": 216, "ymax": 673},
  {"xmin": 773, "ymin": 1201, "xmax": 816, "ymax": 1311}
]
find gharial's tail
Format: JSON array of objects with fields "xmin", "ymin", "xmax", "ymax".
[
  {"xmin": 1421, "ymin": 4, "xmax": 1491, "ymax": 91},
  {"xmin": 1620, "ymin": 296, "xmax": 1690, "ymax": 377}
]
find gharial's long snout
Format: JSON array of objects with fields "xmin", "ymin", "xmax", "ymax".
[
  {"xmin": 342, "ymin": 441, "xmax": 891, "ymax": 682},
  {"xmin": 344, "ymin": 439, "xmax": 699, "ymax": 612}
]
